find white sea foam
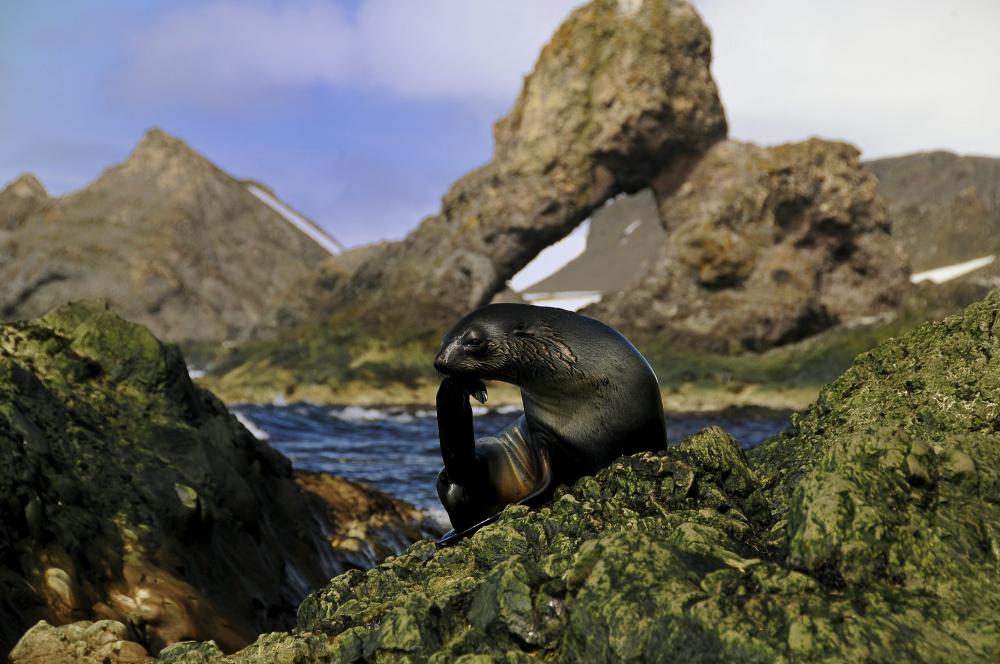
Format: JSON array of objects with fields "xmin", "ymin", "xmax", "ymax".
[
  {"xmin": 327, "ymin": 406, "xmax": 423, "ymax": 423},
  {"xmin": 423, "ymin": 506, "xmax": 453, "ymax": 531},
  {"xmin": 329, "ymin": 406, "xmax": 389, "ymax": 422},
  {"xmin": 233, "ymin": 410, "xmax": 271, "ymax": 440}
]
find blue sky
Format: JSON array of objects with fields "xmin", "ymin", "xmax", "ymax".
[{"xmin": 2, "ymin": 0, "xmax": 999, "ymax": 249}]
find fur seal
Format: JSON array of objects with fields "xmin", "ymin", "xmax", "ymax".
[{"xmin": 433, "ymin": 303, "xmax": 667, "ymax": 543}]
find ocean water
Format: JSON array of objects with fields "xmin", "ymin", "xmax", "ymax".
[{"xmin": 231, "ymin": 403, "xmax": 789, "ymax": 511}]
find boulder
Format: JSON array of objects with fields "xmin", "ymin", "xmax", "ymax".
[
  {"xmin": 158, "ymin": 289, "xmax": 999, "ymax": 661},
  {"xmin": 9, "ymin": 620, "xmax": 151, "ymax": 664},
  {"xmin": 589, "ymin": 139, "xmax": 912, "ymax": 351},
  {"xmin": 340, "ymin": 0, "xmax": 726, "ymax": 326},
  {"xmin": 0, "ymin": 301, "xmax": 434, "ymax": 659}
]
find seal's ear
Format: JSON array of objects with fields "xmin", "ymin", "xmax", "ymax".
[
  {"xmin": 511, "ymin": 321, "xmax": 533, "ymax": 337},
  {"xmin": 510, "ymin": 320, "xmax": 578, "ymax": 371}
]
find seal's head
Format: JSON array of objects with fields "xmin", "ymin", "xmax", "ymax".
[{"xmin": 434, "ymin": 304, "xmax": 580, "ymax": 403}]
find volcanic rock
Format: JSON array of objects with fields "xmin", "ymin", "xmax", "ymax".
[
  {"xmin": 340, "ymin": 0, "xmax": 726, "ymax": 326},
  {"xmin": 589, "ymin": 139, "xmax": 912, "ymax": 352}
]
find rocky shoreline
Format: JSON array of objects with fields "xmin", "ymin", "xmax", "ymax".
[{"xmin": 7, "ymin": 285, "xmax": 990, "ymax": 662}]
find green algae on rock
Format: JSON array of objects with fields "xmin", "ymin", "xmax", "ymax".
[
  {"xmin": 0, "ymin": 301, "xmax": 435, "ymax": 659},
  {"xmin": 160, "ymin": 290, "xmax": 999, "ymax": 662}
]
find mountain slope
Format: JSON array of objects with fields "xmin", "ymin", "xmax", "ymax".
[
  {"xmin": 522, "ymin": 188, "xmax": 665, "ymax": 297},
  {"xmin": 865, "ymin": 151, "xmax": 1000, "ymax": 271},
  {"xmin": 0, "ymin": 129, "xmax": 339, "ymax": 345}
]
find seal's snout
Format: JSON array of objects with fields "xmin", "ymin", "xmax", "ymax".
[
  {"xmin": 434, "ymin": 348, "xmax": 453, "ymax": 375},
  {"xmin": 434, "ymin": 343, "xmax": 488, "ymax": 404}
]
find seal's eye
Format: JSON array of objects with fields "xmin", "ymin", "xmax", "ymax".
[{"xmin": 463, "ymin": 336, "xmax": 486, "ymax": 352}]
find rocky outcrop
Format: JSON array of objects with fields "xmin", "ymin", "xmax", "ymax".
[
  {"xmin": 866, "ymin": 151, "xmax": 1000, "ymax": 271},
  {"xmin": 589, "ymin": 139, "xmax": 911, "ymax": 352},
  {"xmin": 154, "ymin": 289, "xmax": 999, "ymax": 662},
  {"xmin": 339, "ymin": 0, "xmax": 726, "ymax": 326},
  {"xmin": 9, "ymin": 620, "xmax": 151, "ymax": 664},
  {"xmin": 0, "ymin": 301, "xmax": 434, "ymax": 659},
  {"xmin": 0, "ymin": 129, "xmax": 339, "ymax": 345}
]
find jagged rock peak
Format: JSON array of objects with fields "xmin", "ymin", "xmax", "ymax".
[
  {"xmin": 118, "ymin": 127, "xmax": 217, "ymax": 179},
  {"xmin": 1, "ymin": 173, "xmax": 47, "ymax": 199}
]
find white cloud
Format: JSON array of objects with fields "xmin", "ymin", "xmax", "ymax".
[
  {"xmin": 122, "ymin": 0, "xmax": 583, "ymax": 110},
  {"xmin": 694, "ymin": 0, "xmax": 1000, "ymax": 158}
]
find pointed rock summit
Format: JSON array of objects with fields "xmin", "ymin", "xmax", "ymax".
[
  {"xmin": 0, "ymin": 129, "xmax": 341, "ymax": 344},
  {"xmin": 1, "ymin": 173, "xmax": 47, "ymax": 199},
  {"xmin": 0, "ymin": 174, "xmax": 50, "ymax": 231}
]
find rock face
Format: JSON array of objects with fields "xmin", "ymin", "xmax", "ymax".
[
  {"xmin": 157, "ymin": 289, "xmax": 1000, "ymax": 662},
  {"xmin": 589, "ymin": 139, "xmax": 911, "ymax": 352},
  {"xmin": 340, "ymin": 0, "xmax": 726, "ymax": 325},
  {"xmin": 253, "ymin": 242, "xmax": 392, "ymax": 336},
  {"xmin": 866, "ymin": 151, "xmax": 1000, "ymax": 271},
  {"xmin": 0, "ymin": 129, "xmax": 339, "ymax": 345},
  {"xmin": 0, "ymin": 301, "xmax": 434, "ymax": 659}
]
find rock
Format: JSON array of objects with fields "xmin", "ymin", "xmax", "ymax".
[
  {"xmin": 9, "ymin": 620, "xmax": 151, "ymax": 664},
  {"xmin": 0, "ymin": 129, "xmax": 340, "ymax": 345},
  {"xmin": 253, "ymin": 242, "xmax": 393, "ymax": 336},
  {"xmin": 170, "ymin": 290, "xmax": 999, "ymax": 661},
  {"xmin": 339, "ymin": 0, "xmax": 726, "ymax": 326},
  {"xmin": 866, "ymin": 151, "xmax": 1000, "ymax": 271},
  {"xmin": 589, "ymin": 139, "xmax": 912, "ymax": 352},
  {"xmin": 0, "ymin": 301, "xmax": 432, "ymax": 659},
  {"xmin": 295, "ymin": 471, "xmax": 440, "ymax": 570}
]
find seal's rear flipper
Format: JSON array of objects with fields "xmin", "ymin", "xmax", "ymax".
[
  {"xmin": 436, "ymin": 449, "xmax": 553, "ymax": 547},
  {"xmin": 435, "ymin": 510, "xmax": 505, "ymax": 546}
]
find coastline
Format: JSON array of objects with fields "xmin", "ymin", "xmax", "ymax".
[{"xmin": 197, "ymin": 375, "xmax": 817, "ymax": 414}]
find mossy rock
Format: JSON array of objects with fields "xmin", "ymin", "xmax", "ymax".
[{"xmin": 0, "ymin": 301, "xmax": 431, "ymax": 660}]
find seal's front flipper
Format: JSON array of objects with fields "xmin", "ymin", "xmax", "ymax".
[
  {"xmin": 436, "ymin": 378, "xmax": 477, "ymax": 479},
  {"xmin": 445, "ymin": 375, "xmax": 488, "ymax": 404}
]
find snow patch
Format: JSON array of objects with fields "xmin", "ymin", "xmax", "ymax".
[
  {"xmin": 910, "ymin": 255, "xmax": 995, "ymax": 284},
  {"xmin": 619, "ymin": 219, "xmax": 642, "ymax": 245},
  {"xmin": 522, "ymin": 290, "xmax": 603, "ymax": 311},
  {"xmin": 232, "ymin": 410, "xmax": 271, "ymax": 440},
  {"xmin": 247, "ymin": 184, "xmax": 343, "ymax": 256},
  {"xmin": 509, "ymin": 220, "xmax": 590, "ymax": 292}
]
